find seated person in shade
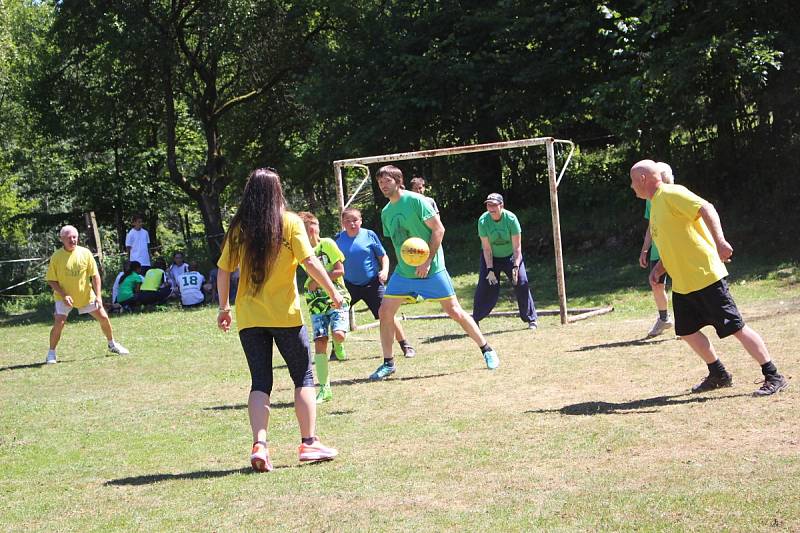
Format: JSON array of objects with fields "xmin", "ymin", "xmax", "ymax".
[
  {"xmin": 178, "ymin": 263, "xmax": 206, "ymax": 308},
  {"xmin": 110, "ymin": 260, "xmax": 130, "ymax": 312},
  {"xmin": 168, "ymin": 252, "xmax": 190, "ymax": 298},
  {"xmin": 117, "ymin": 261, "xmax": 144, "ymax": 309},
  {"xmin": 139, "ymin": 257, "xmax": 172, "ymax": 305}
]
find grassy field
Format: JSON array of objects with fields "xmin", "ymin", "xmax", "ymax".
[{"xmin": 1, "ymin": 250, "xmax": 799, "ymax": 532}]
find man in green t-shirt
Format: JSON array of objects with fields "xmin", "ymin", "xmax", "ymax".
[
  {"xmin": 298, "ymin": 212, "xmax": 352, "ymax": 404},
  {"xmin": 639, "ymin": 162, "xmax": 675, "ymax": 337},
  {"xmin": 368, "ymin": 165, "xmax": 499, "ymax": 381},
  {"xmin": 473, "ymin": 193, "xmax": 538, "ymax": 330}
]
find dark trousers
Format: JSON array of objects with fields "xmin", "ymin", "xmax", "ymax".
[
  {"xmin": 472, "ymin": 253, "xmax": 537, "ymax": 324},
  {"xmin": 139, "ymin": 285, "xmax": 171, "ymax": 305}
]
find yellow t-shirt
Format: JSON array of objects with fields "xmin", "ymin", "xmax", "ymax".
[
  {"xmin": 649, "ymin": 184, "xmax": 728, "ymax": 294},
  {"xmin": 45, "ymin": 246, "xmax": 98, "ymax": 307},
  {"xmin": 217, "ymin": 212, "xmax": 314, "ymax": 330}
]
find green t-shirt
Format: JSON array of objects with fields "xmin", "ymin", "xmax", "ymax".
[
  {"xmin": 644, "ymin": 199, "xmax": 660, "ymax": 261},
  {"xmin": 303, "ymin": 238, "xmax": 351, "ymax": 315},
  {"xmin": 477, "ymin": 210, "xmax": 521, "ymax": 258},
  {"xmin": 381, "ymin": 191, "xmax": 444, "ymax": 278},
  {"xmin": 118, "ymin": 273, "xmax": 144, "ymax": 302},
  {"xmin": 141, "ymin": 268, "xmax": 167, "ymax": 291}
]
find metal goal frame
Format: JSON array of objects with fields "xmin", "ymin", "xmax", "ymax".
[{"xmin": 333, "ymin": 136, "xmax": 612, "ymax": 325}]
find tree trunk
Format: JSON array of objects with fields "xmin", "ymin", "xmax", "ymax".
[{"xmin": 197, "ymin": 189, "xmax": 225, "ymax": 260}]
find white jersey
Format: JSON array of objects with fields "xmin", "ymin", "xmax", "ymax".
[
  {"xmin": 125, "ymin": 228, "xmax": 151, "ymax": 266},
  {"xmin": 178, "ymin": 271, "xmax": 205, "ymax": 306},
  {"xmin": 168, "ymin": 263, "xmax": 190, "ymax": 288}
]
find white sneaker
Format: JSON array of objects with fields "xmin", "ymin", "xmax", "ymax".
[
  {"xmin": 647, "ymin": 317, "xmax": 674, "ymax": 337},
  {"xmin": 108, "ymin": 341, "xmax": 130, "ymax": 355},
  {"xmin": 45, "ymin": 351, "xmax": 57, "ymax": 364}
]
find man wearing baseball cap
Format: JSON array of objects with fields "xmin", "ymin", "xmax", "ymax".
[{"xmin": 473, "ymin": 193, "xmax": 539, "ymax": 330}]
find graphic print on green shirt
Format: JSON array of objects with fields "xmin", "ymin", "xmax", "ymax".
[
  {"xmin": 302, "ymin": 238, "xmax": 351, "ymax": 315},
  {"xmin": 477, "ymin": 210, "xmax": 521, "ymax": 258},
  {"xmin": 381, "ymin": 191, "xmax": 445, "ymax": 278}
]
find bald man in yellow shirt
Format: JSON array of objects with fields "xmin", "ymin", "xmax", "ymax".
[{"xmin": 630, "ymin": 160, "xmax": 787, "ymax": 396}]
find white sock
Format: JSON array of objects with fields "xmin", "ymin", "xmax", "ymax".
[{"xmin": 107, "ymin": 339, "xmax": 115, "ymax": 347}]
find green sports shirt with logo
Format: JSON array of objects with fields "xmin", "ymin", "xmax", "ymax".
[{"xmin": 302, "ymin": 238, "xmax": 351, "ymax": 315}]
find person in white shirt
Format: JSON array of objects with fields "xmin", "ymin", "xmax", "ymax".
[
  {"xmin": 168, "ymin": 251, "xmax": 190, "ymax": 298},
  {"xmin": 125, "ymin": 215, "xmax": 151, "ymax": 270},
  {"xmin": 178, "ymin": 263, "xmax": 206, "ymax": 308}
]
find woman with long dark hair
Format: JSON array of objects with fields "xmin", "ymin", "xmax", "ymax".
[{"xmin": 217, "ymin": 167, "xmax": 343, "ymax": 472}]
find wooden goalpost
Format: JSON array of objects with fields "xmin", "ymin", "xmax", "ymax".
[{"xmin": 332, "ymin": 136, "xmax": 613, "ymax": 325}]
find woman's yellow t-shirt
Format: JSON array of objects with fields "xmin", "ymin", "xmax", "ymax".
[{"xmin": 217, "ymin": 212, "xmax": 314, "ymax": 330}]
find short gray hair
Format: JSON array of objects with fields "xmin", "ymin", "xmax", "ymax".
[
  {"xmin": 656, "ymin": 162, "xmax": 674, "ymax": 184},
  {"xmin": 59, "ymin": 225, "xmax": 78, "ymax": 238}
]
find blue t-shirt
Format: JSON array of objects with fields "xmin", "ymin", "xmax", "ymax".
[{"xmin": 335, "ymin": 228, "xmax": 386, "ymax": 286}]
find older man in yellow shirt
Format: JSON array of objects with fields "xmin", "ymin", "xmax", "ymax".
[
  {"xmin": 630, "ymin": 160, "xmax": 787, "ymax": 396},
  {"xmin": 45, "ymin": 225, "xmax": 129, "ymax": 364}
]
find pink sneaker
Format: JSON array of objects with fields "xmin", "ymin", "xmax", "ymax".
[
  {"xmin": 298, "ymin": 437, "xmax": 338, "ymax": 462},
  {"xmin": 250, "ymin": 441, "xmax": 273, "ymax": 472}
]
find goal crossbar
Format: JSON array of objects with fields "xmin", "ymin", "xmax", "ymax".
[{"xmin": 332, "ymin": 136, "xmax": 596, "ymax": 325}]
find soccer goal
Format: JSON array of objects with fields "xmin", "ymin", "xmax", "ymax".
[{"xmin": 332, "ymin": 137, "xmax": 613, "ymax": 325}]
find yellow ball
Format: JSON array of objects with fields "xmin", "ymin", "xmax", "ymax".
[{"xmin": 400, "ymin": 237, "xmax": 430, "ymax": 267}]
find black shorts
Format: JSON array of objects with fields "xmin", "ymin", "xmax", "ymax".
[
  {"xmin": 672, "ymin": 278, "xmax": 745, "ymax": 338},
  {"xmin": 344, "ymin": 277, "xmax": 385, "ymax": 319},
  {"xmin": 649, "ymin": 259, "xmax": 667, "ymax": 285}
]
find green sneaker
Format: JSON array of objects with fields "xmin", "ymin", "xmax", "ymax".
[
  {"xmin": 368, "ymin": 362, "xmax": 396, "ymax": 381},
  {"xmin": 315, "ymin": 384, "xmax": 333, "ymax": 404},
  {"xmin": 332, "ymin": 341, "xmax": 346, "ymax": 361}
]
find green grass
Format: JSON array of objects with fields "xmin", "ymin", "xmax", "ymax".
[{"xmin": 1, "ymin": 249, "xmax": 799, "ymax": 531}]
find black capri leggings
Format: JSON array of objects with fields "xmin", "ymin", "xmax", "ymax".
[{"xmin": 238, "ymin": 326, "xmax": 314, "ymax": 394}]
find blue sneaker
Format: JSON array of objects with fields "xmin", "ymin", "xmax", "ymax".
[
  {"xmin": 369, "ymin": 362, "xmax": 396, "ymax": 381},
  {"xmin": 483, "ymin": 349, "xmax": 500, "ymax": 370}
]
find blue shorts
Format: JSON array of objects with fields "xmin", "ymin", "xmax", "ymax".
[
  {"xmin": 385, "ymin": 270, "xmax": 455, "ymax": 302},
  {"xmin": 310, "ymin": 307, "xmax": 350, "ymax": 339}
]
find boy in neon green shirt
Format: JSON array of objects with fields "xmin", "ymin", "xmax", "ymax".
[{"xmin": 298, "ymin": 212, "xmax": 352, "ymax": 404}]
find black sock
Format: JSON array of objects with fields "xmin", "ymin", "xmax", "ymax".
[
  {"xmin": 398, "ymin": 339, "xmax": 409, "ymax": 349},
  {"xmin": 761, "ymin": 361, "xmax": 778, "ymax": 376},
  {"xmin": 301, "ymin": 437, "xmax": 316, "ymax": 445},
  {"xmin": 708, "ymin": 359, "xmax": 726, "ymax": 376},
  {"xmin": 384, "ymin": 357, "xmax": 395, "ymax": 367},
  {"xmin": 658, "ymin": 309, "xmax": 668, "ymax": 321},
  {"xmin": 479, "ymin": 343, "xmax": 492, "ymax": 354}
]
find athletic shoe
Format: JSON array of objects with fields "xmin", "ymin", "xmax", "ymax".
[
  {"xmin": 250, "ymin": 441, "xmax": 273, "ymax": 472},
  {"xmin": 298, "ymin": 438, "xmax": 338, "ymax": 462},
  {"xmin": 753, "ymin": 374, "xmax": 789, "ymax": 397},
  {"xmin": 316, "ymin": 384, "xmax": 333, "ymax": 404},
  {"xmin": 332, "ymin": 342, "xmax": 346, "ymax": 361},
  {"xmin": 45, "ymin": 351, "xmax": 57, "ymax": 364},
  {"xmin": 483, "ymin": 349, "xmax": 500, "ymax": 370},
  {"xmin": 647, "ymin": 317, "xmax": 674, "ymax": 337},
  {"xmin": 691, "ymin": 371, "xmax": 733, "ymax": 393},
  {"xmin": 108, "ymin": 341, "xmax": 130, "ymax": 355},
  {"xmin": 402, "ymin": 344, "xmax": 416, "ymax": 358},
  {"xmin": 369, "ymin": 362, "xmax": 396, "ymax": 381},
  {"xmin": 528, "ymin": 322, "xmax": 538, "ymax": 331}
]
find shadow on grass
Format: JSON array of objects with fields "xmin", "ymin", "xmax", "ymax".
[
  {"xmin": 1, "ymin": 361, "xmax": 47, "ymax": 371},
  {"xmin": 203, "ymin": 401, "xmax": 294, "ymax": 411},
  {"xmin": 0, "ymin": 354, "xmax": 109, "ymax": 372},
  {"xmin": 331, "ymin": 369, "xmax": 469, "ymax": 386},
  {"xmin": 106, "ymin": 459, "xmax": 335, "ymax": 486},
  {"xmin": 527, "ymin": 392, "xmax": 751, "ymax": 416},
  {"xmin": 568, "ymin": 336, "xmax": 675, "ymax": 352}
]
